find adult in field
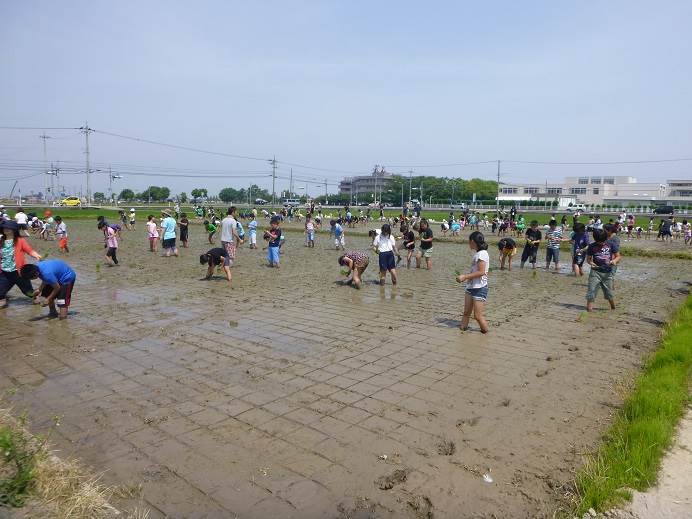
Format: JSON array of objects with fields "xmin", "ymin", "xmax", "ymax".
[
  {"xmin": 220, "ymin": 207, "xmax": 240, "ymax": 278},
  {"xmin": 160, "ymin": 210, "xmax": 179, "ymax": 257},
  {"xmin": 0, "ymin": 220, "xmax": 42, "ymax": 309}
]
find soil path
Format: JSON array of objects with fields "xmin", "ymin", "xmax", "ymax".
[{"xmin": 0, "ymin": 221, "xmax": 689, "ymax": 518}]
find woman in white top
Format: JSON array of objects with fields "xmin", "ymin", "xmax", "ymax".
[
  {"xmin": 455, "ymin": 231, "xmax": 490, "ymax": 334},
  {"xmin": 373, "ymin": 223, "xmax": 399, "ymax": 286}
]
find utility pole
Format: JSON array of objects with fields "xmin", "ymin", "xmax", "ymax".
[
  {"xmin": 324, "ymin": 178, "xmax": 328, "ymax": 202},
  {"xmin": 272, "ymin": 156, "xmax": 277, "ymax": 206},
  {"xmin": 496, "ymin": 159, "xmax": 501, "ymax": 216},
  {"xmin": 408, "ymin": 170, "xmax": 413, "ymax": 204},
  {"xmin": 289, "ymin": 168, "xmax": 293, "ymax": 197},
  {"xmin": 80, "ymin": 122, "xmax": 94, "ymax": 204},
  {"xmin": 40, "ymin": 133, "xmax": 51, "ymax": 202},
  {"xmin": 48, "ymin": 162, "xmax": 60, "ymax": 203}
]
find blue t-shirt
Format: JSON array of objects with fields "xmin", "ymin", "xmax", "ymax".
[
  {"xmin": 334, "ymin": 224, "xmax": 343, "ymax": 237},
  {"xmin": 248, "ymin": 220, "xmax": 258, "ymax": 233},
  {"xmin": 37, "ymin": 259, "xmax": 76, "ymax": 285},
  {"xmin": 161, "ymin": 217, "xmax": 177, "ymax": 240},
  {"xmin": 571, "ymin": 232, "xmax": 589, "ymax": 254}
]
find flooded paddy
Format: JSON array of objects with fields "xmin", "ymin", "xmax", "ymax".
[{"xmin": 1, "ymin": 220, "xmax": 690, "ymax": 518}]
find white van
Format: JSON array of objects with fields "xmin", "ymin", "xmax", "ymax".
[
  {"xmin": 566, "ymin": 204, "xmax": 587, "ymax": 212},
  {"xmin": 282, "ymin": 198, "xmax": 301, "ymax": 208}
]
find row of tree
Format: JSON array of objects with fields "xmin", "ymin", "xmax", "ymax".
[{"xmin": 101, "ymin": 176, "xmax": 498, "ymax": 205}]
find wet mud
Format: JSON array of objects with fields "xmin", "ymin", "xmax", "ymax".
[{"xmin": 0, "ymin": 220, "xmax": 690, "ymax": 518}]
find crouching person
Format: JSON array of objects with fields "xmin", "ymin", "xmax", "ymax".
[{"xmin": 20, "ymin": 259, "xmax": 76, "ymax": 320}]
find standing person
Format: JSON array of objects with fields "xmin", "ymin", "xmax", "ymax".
[
  {"xmin": 626, "ymin": 214, "xmax": 635, "ymax": 241},
  {"xmin": 129, "ymin": 208, "xmax": 136, "ymax": 230},
  {"xmin": 338, "ymin": 250, "xmax": 369, "ymax": 289},
  {"xmin": 98, "ymin": 221, "xmax": 119, "ymax": 265},
  {"xmin": 220, "ymin": 207, "xmax": 239, "ymax": 275},
  {"xmin": 497, "ymin": 237, "xmax": 517, "ymax": 271},
  {"xmin": 14, "ymin": 207, "xmax": 29, "ymax": 237},
  {"xmin": 199, "ymin": 247, "xmax": 232, "ymax": 284},
  {"xmin": 247, "ymin": 215, "xmax": 258, "ymax": 249},
  {"xmin": 646, "ymin": 216, "xmax": 655, "ymax": 239},
  {"xmin": 54, "ymin": 216, "xmax": 69, "ymax": 253},
  {"xmin": 160, "ymin": 210, "xmax": 179, "ymax": 257},
  {"xmin": 146, "ymin": 215, "xmax": 159, "ymax": 252},
  {"xmin": 330, "ymin": 219, "xmax": 345, "ymax": 250},
  {"xmin": 305, "ymin": 215, "xmax": 316, "ymax": 248},
  {"xmin": 20, "ymin": 259, "xmax": 76, "ymax": 320},
  {"xmin": 520, "ymin": 220, "xmax": 542, "ymax": 269},
  {"xmin": 545, "ymin": 219, "xmax": 563, "ymax": 271},
  {"xmin": 400, "ymin": 223, "xmax": 416, "ymax": 268},
  {"xmin": 265, "ymin": 216, "xmax": 282, "ymax": 268},
  {"xmin": 0, "ymin": 221, "xmax": 42, "ymax": 309},
  {"xmin": 455, "ymin": 231, "xmax": 490, "ymax": 334},
  {"xmin": 416, "ymin": 218, "xmax": 434, "ymax": 270},
  {"xmin": 179, "ymin": 213, "xmax": 189, "ymax": 248},
  {"xmin": 372, "ymin": 223, "xmax": 398, "ymax": 285},
  {"xmin": 570, "ymin": 222, "xmax": 590, "ymax": 276},
  {"xmin": 119, "ymin": 210, "xmax": 129, "ymax": 231},
  {"xmin": 585, "ymin": 228, "xmax": 620, "ymax": 312},
  {"xmin": 683, "ymin": 219, "xmax": 691, "ymax": 245}
]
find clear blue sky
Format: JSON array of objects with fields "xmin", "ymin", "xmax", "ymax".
[{"xmin": 1, "ymin": 0, "xmax": 691, "ymax": 196}]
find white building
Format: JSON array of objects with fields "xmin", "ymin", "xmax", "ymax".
[{"xmin": 500, "ymin": 176, "xmax": 687, "ymax": 206}]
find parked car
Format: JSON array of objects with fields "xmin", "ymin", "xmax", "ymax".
[
  {"xmin": 254, "ymin": 198, "xmax": 268, "ymax": 205},
  {"xmin": 566, "ymin": 204, "xmax": 587, "ymax": 212},
  {"xmin": 653, "ymin": 205, "xmax": 674, "ymax": 214},
  {"xmin": 59, "ymin": 196, "xmax": 82, "ymax": 207}
]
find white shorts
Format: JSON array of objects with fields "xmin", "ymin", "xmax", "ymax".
[
  {"xmin": 335, "ymin": 235, "xmax": 345, "ymax": 247},
  {"xmin": 250, "ymin": 232, "xmax": 257, "ymax": 245}
]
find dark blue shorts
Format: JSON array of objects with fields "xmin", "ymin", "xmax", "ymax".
[
  {"xmin": 465, "ymin": 286, "xmax": 489, "ymax": 301},
  {"xmin": 378, "ymin": 251, "xmax": 396, "ymax": 272}
]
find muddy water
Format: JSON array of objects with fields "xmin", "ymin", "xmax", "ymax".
[{"xmin": 1, "ymin": 220, "xmax": 690, "ymax": 518}]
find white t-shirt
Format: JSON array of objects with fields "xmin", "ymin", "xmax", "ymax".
[
  {"xmin": 468, "ymin": 249, "xmax": 489, "ymax": 289},
  {"xmin": 15, "ymin": 211, "xmax": 28, "ymax": 225},
  {"xmin": 373, "ymin": 234, "xmax": 396, "ymax": 253},
  {"xmin": 146, "ymin": 221, "xmax": 159, "ymax": 238},
  {"xmin": 220, "ymin": 216, "xmax": 237, "ymax": 243},
  {"xmin": 56, "ymin": 222, "xmax": 67, "ymax": 237}
]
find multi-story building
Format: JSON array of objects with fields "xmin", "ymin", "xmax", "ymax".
[
  {"xmin": 339, "ymin": 167, "xmax": 393, "ymax": 201},
  {"xmin": 499, "ymin": 175, "xmax": 687, "ymax": 206}
]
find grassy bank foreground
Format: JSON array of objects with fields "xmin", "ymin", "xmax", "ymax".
[
  {"xmin": 0, "ymin": 407, "xmax": 147, "ymax": 518},
  {"xmin": 573, "ymin": 293, "xmax": 692, "ymax": 515}
]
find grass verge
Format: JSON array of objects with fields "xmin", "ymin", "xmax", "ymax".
[
  {"xmin": 573, "ymin": 293, "xmax": 692, "ymax": 514},
  {"xmin": 0, "ymin": 406, "xmax": 148, "ymax": 518}
]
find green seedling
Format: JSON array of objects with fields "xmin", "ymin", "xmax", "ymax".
[
  {"xmin": 95, "ymin": 263, "xmax": 101, "ymax": 272},
  {"xmin": 340, "ymin": 268, "xmax": 350, "ymax": 276}
]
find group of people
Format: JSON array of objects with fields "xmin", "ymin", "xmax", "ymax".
[
  {"xmin": 0, "ymin": 215, "xmax": 76, "ymax": 320},
  {"xmin": 1, "ymin": 201, "xmax": 686, "ymax": 330}
]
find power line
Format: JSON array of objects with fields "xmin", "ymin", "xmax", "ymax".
[
  {"xmin": 504, "ymin": 158, "xmax": 692, "ymax": 165},
  {"xmin": 0, "ymin": 126, "xmax": 80, "ymax": 131},
  {"xmin": 385, "ymin": 160, "xmax": 497, "ymax": 168},
  {"xmin": 93, "ymin": 129, "xmax": 269, "ymax": 162}
]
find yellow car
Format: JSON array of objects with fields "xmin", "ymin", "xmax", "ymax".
[{"xmin": 59, "ymin": 196, "xmax": 82, "ymax": 207}]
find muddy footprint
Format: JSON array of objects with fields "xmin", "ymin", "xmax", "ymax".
[{"xmin": 376, "ymin": 468, "xmax": 409, "ymax": 490}]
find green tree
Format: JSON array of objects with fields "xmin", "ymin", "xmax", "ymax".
[
  {"xmin": 140, "ymin": 186, "xmax": 171, "ymax": 201},
  {"xmin": 178, "ymin": 192, "xmax": 188, "ymax": 203},
  {"xmin": 191, "ymin": 188, "xmax": 208, "ymax": 200},
  {"xmin": 218, "ymin": 187, "xmax": 241, "ymax": 202},
  {"xmin": 119, "ymin": 188, "xmax": 135, "ymax": 200}
]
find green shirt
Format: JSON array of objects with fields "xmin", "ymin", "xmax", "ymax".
[{"xmin": 1, "ymin": 240, "xmax": 16, "ymax": 272}]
